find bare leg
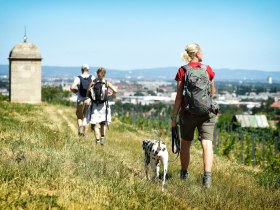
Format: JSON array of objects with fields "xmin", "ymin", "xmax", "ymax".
[
  {"xmin": 93, "ymin": 123, "xmax": 101, "ymax": 140},
  {"xmin": 76, "ymin": 104, "xmax": 84, "ymax": 127},
  {"xmin": 100, "ymin": 123, "xmax": 107, "ymax": 136},
  {"xmin": 77, "ymin": 119, "xmax": 83, "ymax": 127},
  {"xmin": 201, "ymin": 140, "xmax": 213, "ymax": 172},
  {"xmin": 84, "ymin": 124, "xmax": 89, "ymax": 135},
  {"xmin": 180, "ymin": 140, "xmax": 192, "ymax": 171}
]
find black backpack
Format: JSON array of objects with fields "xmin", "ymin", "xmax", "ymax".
[
  {"xmin": 90, "ymin": 78, "xmax": 108, "ymax": 103},
  {"xmin": 78, "ymin": 75, "xmax": 92, "ymax": 97}
]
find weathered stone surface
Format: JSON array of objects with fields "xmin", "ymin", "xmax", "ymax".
[{"xmin": 9, "ymin": 42, "xmax": 42, "ymax": 104}]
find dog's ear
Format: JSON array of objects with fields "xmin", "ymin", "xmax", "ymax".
[{"xmin": 143, "ymin": 140, "xmax": 148, "ymax": 149}]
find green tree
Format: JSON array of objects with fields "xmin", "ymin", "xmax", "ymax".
[
  {"xmin": 134, "ymin": 91, "xmax": 145, "ymax": 96},
  {"xmin": 42, "ymin": 86, "xmax": 72, "ymax": 106}
]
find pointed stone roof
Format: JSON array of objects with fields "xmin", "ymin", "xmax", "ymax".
[{"xmin": 9, "ymin": 42, "xmax": 42, "ymax": 60}]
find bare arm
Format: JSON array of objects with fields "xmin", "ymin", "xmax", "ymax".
[
  {"xmin": 86, "ymin": 80, "xmax": 94, "ymax": 97},
  {"xmin": 172, "ymin": 80, "xmax": 183, "ymax": 127},
  {"xmin": 107, "ymin": 82, "xmax": 117, "ymax": 96},
  {"xmin": 70, "ymin": 78, "xmax": 79, "ymax": 93},
  {"xmin": 210, "ymin": 80, "xmax": 215, "ymax": 96}
]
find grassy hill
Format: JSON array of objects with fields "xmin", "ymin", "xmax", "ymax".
[{"xmin": 0, "ymin": 100, "xmax": 279, "ymax": 209}]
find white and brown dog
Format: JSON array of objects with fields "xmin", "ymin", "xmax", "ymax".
[{"xmin": 142, "ymin": 139, "xmax": 168, "ymax": 191}]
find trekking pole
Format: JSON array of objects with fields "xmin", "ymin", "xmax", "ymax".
[{"xmin": 105, "ymin": 101, "xmax": 109, "ymax": 130}]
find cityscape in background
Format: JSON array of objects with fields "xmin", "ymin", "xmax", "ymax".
[{"xmin": 0, "ymin": 64, "xmax": 279, "ymax": 111}]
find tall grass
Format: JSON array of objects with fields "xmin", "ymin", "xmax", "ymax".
[{"xmin": 0, "ymin": 100, "xmax": 279, "ymax": 209}]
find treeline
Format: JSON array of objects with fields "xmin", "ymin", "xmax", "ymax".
[
  {"xmin": 216, "ymin": 81, "xmax": 280, "ymax": 95},
  {"xmin": 42, "ymin": 86, "xmax": 73, "ymax": 106},
  {"xmin": 0, "ymin": 86, "xmax": 73, "ymax": 105}
]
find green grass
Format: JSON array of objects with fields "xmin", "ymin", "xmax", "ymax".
[{"xmin": 0, "ymin": 101, "xmax": 279, "ymax": 209}]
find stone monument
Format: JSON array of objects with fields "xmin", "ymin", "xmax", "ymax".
[{"xmin": 9, "ymin": 33, "xmax": 42, "ymax": 103}]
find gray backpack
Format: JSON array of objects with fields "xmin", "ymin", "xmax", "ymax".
[{"xmin": 182, "ymin": 65, "xmax": 219, "ymax": 115}]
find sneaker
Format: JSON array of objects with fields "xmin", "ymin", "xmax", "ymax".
[
  {"xmin": 180, "ymin": 170, "xmax": 189, "ymax": 180},
  {"xmin": 203, "ymin": 174, "xmax": 212, "ymax": 188},
  {"xmin": 96, "ymin": 139, "xmax": 100, "ymax": 144},
  {"xmin": 101, "ymin": 136, "xmax": 106, "ymax": 145},
  {"xmin": 78, "ymin": 126, "xmax": 85, "ymax": 136}
]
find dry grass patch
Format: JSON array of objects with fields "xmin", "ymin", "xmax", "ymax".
[{"xmin": 0, "ymin": 101, "xmax": 279, "ymax": 209}]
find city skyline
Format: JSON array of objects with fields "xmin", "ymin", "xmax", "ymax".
[{"xmin": 0, "ymin": 0, "xmax": 280, "ymax": 71}]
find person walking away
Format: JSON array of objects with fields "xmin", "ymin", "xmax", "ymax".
[
  {"xmin": 70, "ymin": 64, "xmax": 94, "ymax": 136},
  {"xmin": 171, "ymin": 43, "xmax": 218, "ymax": 188},
  {"xmin": 87, "ymin": 67, "xmax": 117, "ymax": 145}
]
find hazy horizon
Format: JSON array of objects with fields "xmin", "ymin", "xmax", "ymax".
[{"xmin": 0, "ymin": 63, "xmax": 279, "ymax": 72}]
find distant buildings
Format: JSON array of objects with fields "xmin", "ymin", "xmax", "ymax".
[{"xmin": 267, "ymin": 76, "xmax": 273, "ymax": 84}]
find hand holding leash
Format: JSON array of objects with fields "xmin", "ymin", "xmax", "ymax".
[{"xmin": 171, "ymin": 124, "xmax": 181, "ymax": 154}]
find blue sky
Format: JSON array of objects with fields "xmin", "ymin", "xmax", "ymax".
[{"xmin": 0, "ymin": 0, "xmax": 280, "ymax": 71}]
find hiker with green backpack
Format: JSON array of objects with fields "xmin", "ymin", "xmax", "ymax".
[
  {"xmin": 171, "ymin": 43, "xmax": 219, "ymax": 188},
  {"xmin": 70, "ymin": 64, "xmax": 95, "ymax": 136},
  {"xmin": 86, "ymin": 67, "xmax": 117, "ymax": 145}
]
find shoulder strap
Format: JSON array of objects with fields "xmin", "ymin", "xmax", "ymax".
[
  {"xmin": 181, "ymin": 65, "xmax": 192, "ymax": 77},
  {"xmin": 181, "ymin": 65, "xmax": 191, "ymax": 91},
  {"xmin": 93, "ymin": 78, "xmax": 99, "ymax": 83},
  {"xmin": 78, "ymin": 75, "xmax": 92, "ymax": 80},
  {"xmin": 201, "ymin": 65, "xmax": 210, "ymax": 82}
]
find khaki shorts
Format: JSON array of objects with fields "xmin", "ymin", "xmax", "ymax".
[
  {"xmin": 179, "ymin": 110, "xmax": 217, "ymax": 141},
  {"xmin": 76, "ymin": 98, "xmax": 91, "ymax": 119}
]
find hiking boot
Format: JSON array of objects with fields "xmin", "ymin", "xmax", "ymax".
[
  {"xmin": 78, "ymin": 126, "xmax": 85, "ymax": 136},
  {"xmin": 180, "ymin": 170, "xmax": 189, "ymax": 180},
  {"xmin": 101, "ymin": 136, "xmax": 106, "ymax": 145},
  {"xmin": 203, "ymin": 174, "xmax": 212, "ymax": 188}
]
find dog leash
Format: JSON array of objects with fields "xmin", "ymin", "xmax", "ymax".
[
  {"xmin": 169, "ymin": 151, "xmax": 180, "ymax": 162},
  {"xmin": 169, "ymin": 124, "xmax": 181, "ymax": 162}
]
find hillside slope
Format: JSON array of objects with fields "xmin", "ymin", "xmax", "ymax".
[{"xmin": 0, "ymin": 101, "xmax": 279, "ymax": 209}]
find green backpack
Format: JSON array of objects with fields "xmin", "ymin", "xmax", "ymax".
[{"xmin": 182, "ymin": 65, "xmax": 218, "ymax": 116}]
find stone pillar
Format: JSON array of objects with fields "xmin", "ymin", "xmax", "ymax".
[{"xmin": 9, "ymin": 42, "xmax": 42, "ymax": 103}]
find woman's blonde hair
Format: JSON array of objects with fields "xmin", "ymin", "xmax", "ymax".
[
  {"xmin": 96, "ymin": 67, "xmax": 106, "ymax": 78},
  {"xmin": 180, "ymin": 43, "xmax": 201, "ymax": 63}
]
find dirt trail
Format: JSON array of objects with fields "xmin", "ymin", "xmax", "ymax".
[
  {"xmin": 57, "ymin": 109, "xmax": 77, "ymax": 134},
  {"xmin": 44, "ymin": 106, "xmax": 77, "ymax": 134}
]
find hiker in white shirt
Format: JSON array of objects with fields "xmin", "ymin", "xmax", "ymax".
[{"xmin": 70, "ymin": 64, "xmax": 95, "ymax": 136}]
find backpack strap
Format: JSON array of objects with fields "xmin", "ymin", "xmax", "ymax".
[
  {"xmin": 181, "ymin": 65, "xmax": 191, "ymax": 97},
  {"xmin": 77, "ymin": 75, "xmax": 82, "ymax": 95},
  {"xmin": 182, "ymin": 64, "xmax": 209, "ymax": 83},
  {"xmin": 78, "ymin": 75, "xmax": 92, "ymax": 80}
]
